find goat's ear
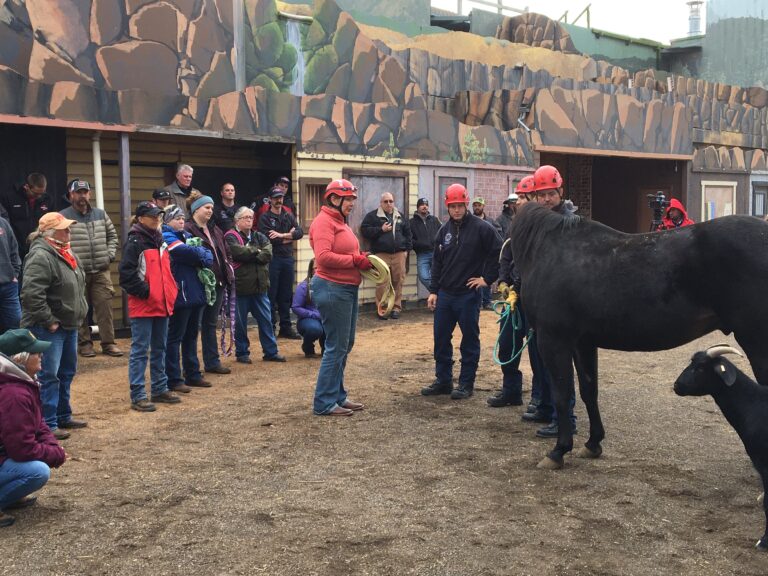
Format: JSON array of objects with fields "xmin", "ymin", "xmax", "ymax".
[{"xmin": 714, "ymin": 360, "xmax": 738, "ymax": 386}]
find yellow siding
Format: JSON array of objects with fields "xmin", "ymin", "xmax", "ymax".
[{"xmin": 295, "ymin": 155, "xmax": 421, "ymax": 307}]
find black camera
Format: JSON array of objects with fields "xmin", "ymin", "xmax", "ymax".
[{"xmin": 647, "ymin": 191, "xmax": 670, "ymax": 231}]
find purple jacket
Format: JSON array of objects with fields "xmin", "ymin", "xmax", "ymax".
[
  {"xmin": 0, "ymin": 355, "xmax": 65, "ymax": 468},
  {"xmin": 291, "ymin": 279, "xmax": 321, "ymax": 321}
]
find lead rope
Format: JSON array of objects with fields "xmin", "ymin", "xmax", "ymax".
[
  {"xmin": 359, "ymin": 254, "xmax": 396, "ymax": 316},
  {"xmin": 219, "ymin": 263, "xmax": 236, "ymax": 357},
  {"xmin": 492, "ymin": 299, "xmax": 534, "ymax": 365}
]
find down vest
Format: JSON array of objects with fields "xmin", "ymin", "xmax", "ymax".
[
  {"xmin": 59, "ymin": 204, "xmax": 118, "ymax": 273},
  {"xmin": 119, "ymin": 224, "xmax": 178, "ymax": 318}
]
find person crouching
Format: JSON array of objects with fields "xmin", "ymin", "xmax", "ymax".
[{"xmin": 0, "ymin": 329, "xmax": 66, "ymax": 528}]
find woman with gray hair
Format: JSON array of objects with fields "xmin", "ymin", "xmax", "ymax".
[
  {"xmin": 20, "ymin": 213, "xmax": 88, "ymax": 440},
  {"xmin": 224, "ymin": 206, "xmax": 283, "ymax": 363}
]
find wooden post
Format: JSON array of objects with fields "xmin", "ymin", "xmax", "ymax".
[{"xmin": 118, "ymin": 132, "xmax": 131, "ymax": 329}]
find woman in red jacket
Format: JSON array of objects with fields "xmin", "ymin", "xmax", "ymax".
[
  {"xmin": 0, "ymin": 329, "xmax": 66, "ymax": 528},
  {"xmin": 119, "ymin": 202, "xmax": 179, "ymax": 413},
  {"xmin": 309, "ymin": 180, "xmax": 372, "ymax": 416}
]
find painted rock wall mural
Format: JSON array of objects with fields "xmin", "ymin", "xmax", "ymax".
[{"xmin": 0, "ymin": 0, "xmax": 766, "ymax": 172}]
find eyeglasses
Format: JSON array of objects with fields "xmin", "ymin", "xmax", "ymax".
[
  {"xmin": 238, "ymin": 215, "xmax": 254, "ymax": 220},
  {"xmin": 382, "ymin": 200, "xmax": 394, "ymax": 203}
]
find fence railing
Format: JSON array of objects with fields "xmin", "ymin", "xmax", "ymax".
[{"xmin": 439, "ymin": 1, "xmax": 528, "ymax": 16}]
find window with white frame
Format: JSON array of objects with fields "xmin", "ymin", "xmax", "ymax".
[
  {"xmin": 752, "ymin": 181, "xmax": 768, "ymax": 218},
  {"xmin": 701, "ymin": 180, "xmax": 737, "ymax": 221}
]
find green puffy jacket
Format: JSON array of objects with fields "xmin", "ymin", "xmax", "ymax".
[
  {"xmin": 223, "ymin": 229, "xmax": 272, "ymax": 296},
  {"xmin": 21, "ymin": 237, "xmax": 88, "ymax": 330}
]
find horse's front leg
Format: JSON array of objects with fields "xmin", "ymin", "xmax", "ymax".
[
  {"xmin": 574, "ymin": 342, "xmax": 604, "ymax": 459},
  {"xmin": 535, "ymin": 351, "xmax": 575, "ymax": 470}
]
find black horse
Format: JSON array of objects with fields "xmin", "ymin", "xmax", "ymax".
[{"xmin": 510, "ymin": 202, "xmax": 768, "ymax": 469}]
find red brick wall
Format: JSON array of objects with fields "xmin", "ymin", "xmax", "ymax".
[{"xmin": 472, "ymin": 168, "xmax": 532, "ymax": 221}]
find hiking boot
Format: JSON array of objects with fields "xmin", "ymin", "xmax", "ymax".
[
  {"xmin": 525, "ymin": 399, "xmax": 540, "ymax": 414},
  {"xmin": 0, "ymin": 512, "xmax": 15, "ymax": 528},
  {"xmin": 131, "ymin": 399, "xmax": 157, "ymax": 412},
  {"xmin": 522, "ymin": 410, "xmax": 552, "ymax": 423},
  {"xmin": 169, "ymin": 383, "xmax": 192, "ymax": 394},
  {"xmin": 390, "ymin": 310, "xmax": 401, "ymax": 319},
  {"xmin": 151, "ymin": 391, "xmax": 181, "ymax": 404},
  {"xmin": 535, "ymin": 423, "xmax": 577, "ymax": 438},
  {"xmin": 487, "ymin": 391, "xmax": 523, "ymax": 407},
  {"xmin": 236, "ymin": 356, "xmax": 253, "ymax": 364},
  {"xmin": 186, "ymin": 378, "xmax": 212, "ymax": 388},
  {"xmin": 278, "ymin": 329, "xmax": 302, "ymax": 340},
  {"xmin": 4, "ymin": 496, "xmax": 37, "ymax": 510},
  {"xmin": 450, "ymin": 385, "xmax": 474, "ymax": 400},
  {"xmin": 59, "ymin": 418, "xmax": 88, "ymax": 429},
  {"xmin": 301, "ymin": 342, "xmax": 317, "ymax": 357},
  {"xmin": 420, "ymin": 380, "xmax": 452, "ymax": 396},
  {"xmin": 101, "ymin": 343, "xmax": 124, "ymax": 357},
  {"xmin": 206, "ymin": 364, "xmax": 231, "ymax": 375},
  {"xmin": 50, "ymin": 427, "xmax": 70, "ymax": 440},
  {"xmin": 377, "ymin": 314, "xmax": 389, "ymax": 321},
  {"xmin": 78, "ymin": 343, "xmax": 96, "ymax": 358},
  {"xmin": 263, "ymin": 354, "xmax": 286, "ymax": 362}
]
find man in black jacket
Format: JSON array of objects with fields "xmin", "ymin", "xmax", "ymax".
[
  {"xmin": 361, "ymin": 192, "xmax": 412, "ymax": 319},
  {"xmin": 421, "ymin": 184, "xmax": 501, "ymax": 400},
  {"xmin": 258, "ymin": 186, "xmax": 303, "ymax": 339},
  {"xmin": 0, "ymin": 173, "xmax": 51, "ymax": 260},
  {"xmin": 409, "ymin": 198, "xmax": 441, "ymax": 291}
]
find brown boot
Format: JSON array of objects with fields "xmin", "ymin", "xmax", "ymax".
[
  {"xmin": 78, "ymin": 343, "xmax": 96, "ymax": 358},
  {"xmin": 101, "ymin": 343, "xmax": 124, "ymax": 357}
]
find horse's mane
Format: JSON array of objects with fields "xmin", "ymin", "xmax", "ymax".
[{"xmin": 510, "ymin": 203, "xmax": 582, "ymax": 269}]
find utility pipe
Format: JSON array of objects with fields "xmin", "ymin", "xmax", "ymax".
[{"xmin": 92, "ymin": 131, "xmax": 104, "ymax": 209}]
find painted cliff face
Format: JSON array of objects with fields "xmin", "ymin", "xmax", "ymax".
[{"xmin": 0, "ymin": 0, "xmax": 765, "ymax": 171}]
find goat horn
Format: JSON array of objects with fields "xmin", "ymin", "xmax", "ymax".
[{"xmin": 705, "ymin": 345, "xmax": 744, "ymax": 358}]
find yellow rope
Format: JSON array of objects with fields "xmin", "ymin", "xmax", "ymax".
[{"xmin": 360, "ymin": 254, "xmax": 395, "ymax": 316}]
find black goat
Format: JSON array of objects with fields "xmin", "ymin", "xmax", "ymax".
[{"xmin": 674, "ymin": 344, "xmax": 768, "ymax": 550}]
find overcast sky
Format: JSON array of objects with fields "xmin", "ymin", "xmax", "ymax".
[{"xmin": 431, "ymin": 0, "xmax": 705, "ymax": 44}]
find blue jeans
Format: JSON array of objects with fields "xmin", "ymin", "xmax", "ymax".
[
  {"xmin": 0, "ymin": 459, "xmax": 50, "ymax": 510},
  {"xmin": 415, "ymin": 252, "xmax": 432, "ymax": 291},
  {"xmin": 235, "ymin": 293, "xmax": 279, "ymax": 359},
  {"xmin": 533, "ymin": 340, "xmax": 576, "ymax": 426},
  {"xmin": 201, "ymin": 284, "xmax": 225, "ymax": 370},
  {"xmin": 269, "ymin": 256, "xmax": 295, "ymax": 332},
  {"xmin": 166, "ymin": 306, "xmax": 204, "ymax": 386},
  {"xmin": 297, "ymin": 317, "xmax": 324, "ymax": 351},
  {"xmin": 0, "ymin": 281, "xmax": 21, "ymax": 332},
  {"xmin": 311, "ymin": 276, "xmax": 358, "ymax": 415},
  {"xmin": 433, "ymin": 290, "xmax": 481, "ymax": 388},
  {"xmin": 128, "ymin": 317, "xmax": 169, "ymax": 403},
  {"xmin": 31, "ymin": 326, "xmax": 77, "ymax": 430}
]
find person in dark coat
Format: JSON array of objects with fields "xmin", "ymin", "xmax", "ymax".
[
  {"xmin": 0, "ymin": 173, "xmax": 51, "ymax": 260},
  {"xmin": 225, "ymin": 206, "xmax": 283, "ymax": 364},
  {"xmin": 360, "ymin": 192, "xmax": 412, "ymax": 319},
  {"xmin": 184, "ymin": 192, "xmax": 235, "ymax": 375},
  {"xmin": 409, "ymin": 198, "xmax": 441, "ymax": 292},
  {"xmin": 162, "ymin": 205, "xmax": 214, "ymax": 392},
  {"xmin": 0, "ymin": 215, "xmax": 21, "ymax": 333},
  {"xmin": 0, "ymin": 329, "xmax": 66, "ymax": 528}
]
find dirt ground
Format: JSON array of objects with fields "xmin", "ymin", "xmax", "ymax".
[{"xmin": 2, "ymin": 308, "xmax": 767, "ymax": 576}]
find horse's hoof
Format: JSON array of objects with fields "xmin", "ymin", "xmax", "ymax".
[
  {"xmin": 576, "ymin": 445, "xmax": 602, "ymax": 459},
  {"xmin": 537, "ymin": 456, "xmax": 563, "ymax": 470}
]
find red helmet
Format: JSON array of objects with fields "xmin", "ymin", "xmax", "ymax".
[
  {"xmin": 533, "ymin": 165, "xmax": 563, "ymax": 192},
  {"xmin": 515, "ymin": 175, "xmax": 535, "ymax": 195},
  {"xmin": 324, "ymin": 179, "xmax": 358, "ymax": 199},
  {"xmin": 444, "ymin": 183, "xmax": 469, "ymax": 206}
]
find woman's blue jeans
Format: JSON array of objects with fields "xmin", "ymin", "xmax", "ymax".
[
  {"xmin": 166, "ymin": 305, "xmax": 204, "ymax": 385},
  {"xmin": 311, "ymin": 276, "xmax": 358, "ymax": 415},
  {"xmin": 128, "ymin": 317, "xmax": 169, "ymax": 403},
  {"xmin": 235, "ymin": 293, "xmax": 279, "ymax": 360},
  {"xmin": 297, "ymin": 318, "xmax": 324, "ymax": 351},
  {"xmin": 31, "ymin": 326, "xmax": 77, "ymax": 430},
  {"xmin": 0, "ymin": 459, "xmax": 50, "ymax": 509}
]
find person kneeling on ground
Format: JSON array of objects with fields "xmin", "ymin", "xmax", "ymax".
[
  {"xmin": 292, "ymin": 258, "xmax": 325, "ymax": 357},
  {"xmin": 0, "ymin": 329, "xmax": 66, "ymax": 528}
]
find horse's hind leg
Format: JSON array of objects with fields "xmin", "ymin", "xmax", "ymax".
[{"xmin": 574, "ymin": 342, "xmax": 604, "ymax": 459}]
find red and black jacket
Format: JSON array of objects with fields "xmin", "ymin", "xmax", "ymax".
[{"xmin": 119, "ymin": 223, "xmax": 178, "ymax": 318}]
